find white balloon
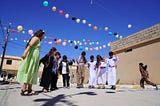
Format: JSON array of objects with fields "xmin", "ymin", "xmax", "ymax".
[
  {"xmin": 128, "ymin": 24, "xmax": 132, "ymax": 28},
  {"xmin": 76, "ymin": 19, "xmax": 80, "ymax": 23},
  {"xmin": 82, "ymin": 20, "xmax": 86, "ymax": 24},
  {"xmin": 88, "ymin": 24, "xmax": 92, "ymax": 27},
  {"xmin": 65, "ymin": 14, "xmax": 69, "ymax": 18},
  {"xmin": 105, "ymin": 27, "xmax": 109, "ymax": 31},
  {"xmin": 103, "ymin": 45, "xmax": 106, "ymax": 48},
  {"xmin": 62, "ymin": 42, "xmax": 66, "ymax": 46}
]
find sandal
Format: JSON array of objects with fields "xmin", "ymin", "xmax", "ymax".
[
  {"xmin": 28, "ymin": 89, "xmax": 38, "ymax": 95},
  {"xmin": 21, "ymin": 90, "xmax": 28, "ymax": 96}
]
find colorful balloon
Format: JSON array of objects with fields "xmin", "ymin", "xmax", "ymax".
[
  {"xmin": 90, "ymin": 48, "xmax": 93, "ymax": 52},
  {"xmin": 128, "ymin": 24, "xmax": 132, "ymax": 28},
  {"xmin": 120, "ymin": 35, "xmax": 123, "ymax": 39},
  {"xmin": 108, "ymin": 31, "xmax": 113, "ymax": 35},
  {"xmin": 43, "ymin": 1, "xmax": 48, "ymax": 7},
  {"xmin": 79, "ymin": 46, "xmax": 83, "ymax": 50},
  {"xmin": 88, "ymin": 24, "xmax": 92, "ymax": 27},
  {"xmin": 52, "ymin": 6, "xmax": 56, "ymax": 12},
  {"xmin": 74, "ymin": 45, "xmax": 78, "ymax": 49},
  {"xmin": 65, "ymin": 14, "xmax": 69, "ymax": 18},
  {"xmin": 107, "ymin": 43, "xmax": 110, "ymax": 46},
  {"xmin": 85, "ymin": 47, "xmax": 88, "ymax": 51},
  {"xmin": 103, "ymin": 45, "xmax": 106, "ymax": 48},
  {"xmin": 22, "ymin": 31, "xmax": 25, "ymax": 34},
  {"xmin": 93, "ymin": 26, "xmax": 98, "ymax": 31},
  {"xmin": 3, "ymin": 27, "xmax": 7, "ymax": 30},
  {"xmin": 17, "ymin": 25, "xmax": 23, "ymax": 31},
  {"xmin": 105, "ymin": 27, "xmax": 109, "ymax": 31},
  {"xmin": 72, "ymin": 16, "xmax": 76, "ymax": 20},
  {"xmin": 12, "ymin": 29, "xmax": 16, "ymax": 33},
  {"xmin": 62, "ymin": 42, "xmax": 66, "ymax": 46},
  {"xmin": 82, "ymin": 20, "xmax": 86, "ymax": 24},
  {"xmin": 76, "ymin": 19, "xmax": 80, "ymax": 23},
  {"xmin": 59, "ymin": 10, "xmax": 63, "ymax": 15},
  {"xmin": 28, "ymin": 29, "xmax": 33, "ymax": 35}
]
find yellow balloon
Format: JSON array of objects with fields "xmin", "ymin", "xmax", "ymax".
[
  {"xmin": 52, "ymin": 6, "xmax": 56, "ymax": 12},
  {"xmin": 17, "ymin": 25, "xmax": 23, "ymax": 31}
]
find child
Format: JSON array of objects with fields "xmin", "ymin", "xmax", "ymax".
[
  {"xmin": 50, "ymin": 52, "xmax": 61, "ymax": 91},
  {"xmin": 139, "ymin": 63, "xmax": 158, "ymax": 90},
  {"xmin": 88, "ymin": 55, "xmax": 97, "ymax": 88},
  {"xmin": 76, "ymin": 51, "xmax": 87, "ymax": 88},
  {"xmin": 39, "ymin": 47, "xmax": 57, "ymax": 93},
  {"xmin": 71, "ymin": 72, "xmax": 75, "ymax": 84},
  {"xmin": 107, "ymin": 51, "xmax": 118, "ymax": 90},
  {"xmin": 96, "ymin": 55, "xmax": 107, "ymax": 89},
  {"xmin": 59, "ymin": 55, "xmax": 72, "ymax": 88}
]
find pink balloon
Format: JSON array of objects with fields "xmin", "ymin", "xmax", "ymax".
[{"xmin": 28, "ymin": 30, "xmax": 33, "ymax": 35}]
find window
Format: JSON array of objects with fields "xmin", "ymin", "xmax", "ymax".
[{"xmin": 6, "ymin": 60, "xmax": 12, "ymax": 65}]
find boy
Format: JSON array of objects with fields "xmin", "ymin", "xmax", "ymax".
[
  {"xmin": 107, "ymin": 51, "xmax": 118, "ymax": 90},
  {"xmin": 59, "ymin": 55, "xmax": 72, "ymax": 88},
  {"xmin": 88, "ymin": 55, "xmax": 97, "ymax": 88},
  {"xmin": 139, "ymin": 63, "xmax": 158, "ymax": 90}
]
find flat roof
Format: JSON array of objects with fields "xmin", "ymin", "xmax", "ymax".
[{"xmin": 110, "ymin": 24, "xmax": 160, "ymax": 53}]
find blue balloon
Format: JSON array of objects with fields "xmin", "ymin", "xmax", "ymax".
[
  {"xmin": 79, "ymin": 46, "xmax": 83, "ymax": 50},
  {"xmin": 43, "ymin": 1, "xmax": 48, "ymax": 7},
  {"xmin": 108, "ymin": 31, "xmax": 113, "ymax": 35}
]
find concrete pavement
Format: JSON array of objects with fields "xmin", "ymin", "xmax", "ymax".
[{"xmin": 0, "ymin": 83, "xmax": 160, "ymax": 106}]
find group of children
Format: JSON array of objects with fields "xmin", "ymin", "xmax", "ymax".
[
  {"xmin": 87, "ymin": 51, "xmax": 118, "ymax": 90},
  {"xmin": 39, "ymin": 47, "xmax": 159, "ymax": 93},
  {"xmin": 39, "ymin": 49, "xmax": 119, "ymax": 91}
]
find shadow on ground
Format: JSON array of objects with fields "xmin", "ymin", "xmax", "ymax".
[{"xmin": 34, "ymin": 91, "xmax": 97, "ymax": 106}]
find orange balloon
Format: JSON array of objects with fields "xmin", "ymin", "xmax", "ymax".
[{"xmin": 93, "ymin": 26, "xmax": 98, "ymax": 31}]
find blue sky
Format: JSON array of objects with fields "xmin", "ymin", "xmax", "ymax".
[{"xmin": 0, "ymin": 0, "xmax": 160, "ymax": 60}]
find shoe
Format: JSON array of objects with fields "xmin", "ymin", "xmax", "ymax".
[
  {"xmin": 80, "ymin": 85, "xmax": 84, "ymax": 88},
  {"xmin": 91, "ymin": 86, "xmax": 95, "ymax": 89},
  {"xmin": 66, "ymin": 86, "xmax": 70, "ymax": 89},
  {"xmin": 55, "ymin": 87, "xmax": 58, "ymax": 90},
  {"xmin": 88, "ymin": 85, "xmax": 92, "ymax": 89},
  {"xmin": 76, "ymin": 86, "xmax": 81, "ymax": 88},
  {"xmin": 111, "ymin": 86, "xmax": 116, "ymax": 90}
]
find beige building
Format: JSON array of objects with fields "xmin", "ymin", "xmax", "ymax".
[
  {"xmin": 110, "ymin": 23, "xmax": 160, "ymax": 84},
  {"xmin": 0, "ymin": 55, "xmax": 21, "ymax": 81},
  {"xmin": 0, "ymin": 55, "xmax": 44, "ymax": 81}
]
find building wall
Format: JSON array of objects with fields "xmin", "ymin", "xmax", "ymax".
[
  {"xmin": 110, "ymin": 24, "xmax": 160, "ymax": 84},
  {"xmin": 116, "ymin": 41, "xmax": 160, "ymax": 84}
]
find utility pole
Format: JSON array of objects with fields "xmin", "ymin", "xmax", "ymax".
[{"xmin": 0, "ymin": 23, "xmax": 11, "ymax": 74}]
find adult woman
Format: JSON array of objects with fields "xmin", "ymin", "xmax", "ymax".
[{"xmin": 16, "ymin": 29, "xmax": 45, "ymax": 95}]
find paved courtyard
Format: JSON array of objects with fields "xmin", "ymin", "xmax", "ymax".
[{"xmin": 0, "ymin": 83, "xmax": 160, "ymax": 106}]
